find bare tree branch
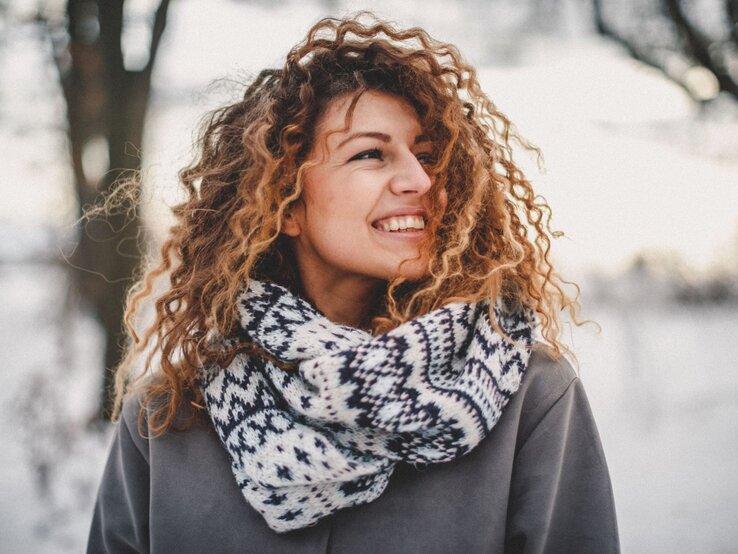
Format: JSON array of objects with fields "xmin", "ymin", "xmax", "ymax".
[
  {"xmin": 594, "ymin": 0, "xmax": 738, "ymax": 102},
  {"xmin": 592, "ymin": 0, "xmax": 696, "ymax": 99},
  {"xmin": 146, "ymin": 0, "xmax": 171, "ymax": 75},
  {"xmin": 664, "ymin": 0, "xmax": 738, "ymax": 97},
  {"xmin": 725, "ymin": 0, "xmax": 738, "ymax": 44}
]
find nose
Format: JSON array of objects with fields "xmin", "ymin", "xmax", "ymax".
[{"xmin": 388, "ymin": 152, "xmax": 432, "ymax": 196}]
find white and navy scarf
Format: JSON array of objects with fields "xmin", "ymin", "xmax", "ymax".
[{"xmin": 199, "ymin": 280, "xmax": 533, "ymax": 533}]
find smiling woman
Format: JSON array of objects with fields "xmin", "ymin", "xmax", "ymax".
[
  {"xmin": 283, "ymin": 91, "xmax": 444, "ymax": 327},
  {"xmin": 87, "ymin": 13, "xmax": 619, "ymax": 554}
]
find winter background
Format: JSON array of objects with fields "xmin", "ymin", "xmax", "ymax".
[{"xmin": 1, "ymin": 0, "xmax": 737, "ymax": 552}]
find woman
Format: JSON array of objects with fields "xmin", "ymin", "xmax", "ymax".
[{"xmin": 88, "ymin": 14, "xmax": 619, "ymax": 553}]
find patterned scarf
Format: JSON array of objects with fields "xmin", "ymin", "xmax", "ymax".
[{"xmin": 199, "ymin": 280, "xmax": 533, "ymax": 533}]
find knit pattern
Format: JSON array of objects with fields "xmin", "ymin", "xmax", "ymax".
[{"xmin": 199, "ymin": 280, "xmax": 533, "ymax": 533}]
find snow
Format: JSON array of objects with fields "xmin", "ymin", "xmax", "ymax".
[
  {"xmin": 0, "ymin": 264, "xmax": 110, "ymax": 553},
  {"xmin": 571, "ymin": 304, "xmax": 738, "ymax": 553}
]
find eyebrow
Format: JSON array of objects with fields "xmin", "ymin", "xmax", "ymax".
[{"xmin": 336, "ymin": 132, "xmax": 430, "ymax": 149}]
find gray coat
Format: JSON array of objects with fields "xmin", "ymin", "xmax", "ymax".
[{"xmin": 87, "ymin": 348, "xmax": 619, "ymax": 553}]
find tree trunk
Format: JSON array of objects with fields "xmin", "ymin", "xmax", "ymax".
[{"xmin": 51, "ymin": 0, "xmax": 170, "ymax": 419}]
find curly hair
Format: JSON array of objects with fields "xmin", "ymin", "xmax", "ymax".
[{"xmin": 115, "ymin": 13, "xmax": 581, "ymax": 435}]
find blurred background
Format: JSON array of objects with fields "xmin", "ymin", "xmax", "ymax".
[{"xmin": 1, "ymin": 0, "xmax": 737, "ymax": 551}]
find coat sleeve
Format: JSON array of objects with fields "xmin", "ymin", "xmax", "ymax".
[
  {"xmin": 87, "ymin": 401, "xmax": 151, "ymax": 554},
  {"xmin": 505, "ymin": 377, "xmax": 620, "ymax": 554}
]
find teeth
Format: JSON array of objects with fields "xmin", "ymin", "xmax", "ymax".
[{"xmin": 377, "ymin": 215, "xmax": 425, "ymax": 232}]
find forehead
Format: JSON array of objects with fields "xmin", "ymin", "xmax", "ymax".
[{"xmin": 316, "ymin": 91, "xmax": 422, "ymax": 137}]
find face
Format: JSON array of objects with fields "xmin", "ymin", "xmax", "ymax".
[{"xmin": 282, "ymin": 91, "xmax": 445, "ymax": 289}]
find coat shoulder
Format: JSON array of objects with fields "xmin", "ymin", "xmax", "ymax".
[
  {"xmin": 505, "ymin": 344, "xmax": 580, "ymax": 449},
  {"xmin": 521, "ymin": 343, "xmax": 578, "ymax": 403}
]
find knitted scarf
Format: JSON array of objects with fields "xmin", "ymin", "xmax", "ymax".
[{"xmin": 199, "ymin": 280, "xmax": 534, "ymax": 533}]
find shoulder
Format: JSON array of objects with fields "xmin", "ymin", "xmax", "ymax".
[
  {"xmin": 117, "ymin": 393, "xmax": 152, "ymax": 463},
  {"xmin": 120, "ymin": 391, "xmax": 145, "ymax": 427},
  {"xmin": 118, "ymin": 386, "xmax": 209, "ymax": 443},
  {"xmin": 504, "ymin": 348, "xmax": 620, "ymax": 552},
  {"xmin": 519, "ymin": 344, "xmax": 578, "ymax": 407},
  {"xmin": 507, "ymin": 344, "xmax": 580, "ymax": 449}
]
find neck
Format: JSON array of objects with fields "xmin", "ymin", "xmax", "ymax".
[{"xmin": 297, "ymin": 270, "xmax": 384, "ymax": 330}]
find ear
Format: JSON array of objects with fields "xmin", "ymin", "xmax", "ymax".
[{"xmin": 281, "ymin": 205, "xmax": 302, "ymax": 238}]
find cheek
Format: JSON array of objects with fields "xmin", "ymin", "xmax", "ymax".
[
  {"xmin": 302, "ymin": 196, "xmax": 367, "ymax": 246},
  {"xmin": 314, "ymin": 201, "xmax": 357, "ymax": 232},
  {"xmin": 320, "ymin": 190, "xmax": 370, "ymax": 226},
  {"xmin": 304, "ymin": 176, "xmax": 347, "ymax": 214}
]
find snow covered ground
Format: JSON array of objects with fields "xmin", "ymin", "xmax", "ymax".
[
  {"xmin": 0, "ymin": 261, "xmax": 111, "ymax": 553},
  {"xmin": 572, "ymin": 302, "xmax": 738, "ymax": 553}
]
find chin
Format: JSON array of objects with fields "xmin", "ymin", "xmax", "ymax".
[{"xmin": 392, "ymin": 258, "xmax": 430, "ymax": 281}]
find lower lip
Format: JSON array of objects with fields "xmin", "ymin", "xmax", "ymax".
[{"xmin": 371, "ymin": 226, "xmax": 426, "ymax": 241}]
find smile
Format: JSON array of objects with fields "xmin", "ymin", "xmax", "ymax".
[{"xmin": 372, "ymin": 214, "xmax": 426, "ymax": 232}]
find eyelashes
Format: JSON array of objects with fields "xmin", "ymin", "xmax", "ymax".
[
  {"xmin": 348, "ymin": 148, "xmax": 435, "ymax": 165},
  {"xmin": 415, "ymin": 152, "xmax": 435, "ymax": 165},
  {"xmin": 349, "ymin": 148, "xmax": 383, "ymax": 161}
]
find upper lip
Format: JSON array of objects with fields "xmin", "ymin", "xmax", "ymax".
[{"xmin": 371, "ymin": 207, "xmax": 429, "ymax": 227}]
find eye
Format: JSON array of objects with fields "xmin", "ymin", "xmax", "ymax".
[
  {"xmin": 415, "ymin": 152, "xmax": 436, "ymax": 165},
  {"xmin": 349, "ymin": 148, "xmax": 383, "ymax": 162}
]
